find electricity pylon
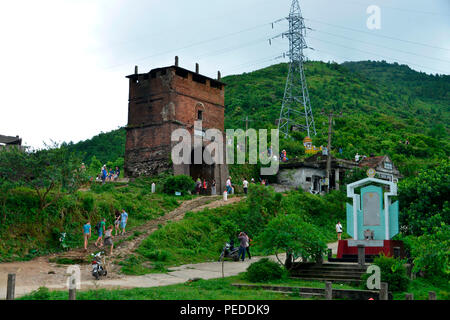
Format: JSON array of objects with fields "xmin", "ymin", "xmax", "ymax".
[{"xmin": 278, "ymin": 0, "xmax": 316, "ymax": 138}]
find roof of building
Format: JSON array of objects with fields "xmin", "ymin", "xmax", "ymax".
[
  {"xmin": 126, "ymin": 65, "xmax": 226, "ymax": 86},
  {"xmin": 0, "ymin": 134, "xmax": 21, "ymax": 145},
  {"xmin": 358, "ymin": 156, "xmax": 386, "ymax": 168}
]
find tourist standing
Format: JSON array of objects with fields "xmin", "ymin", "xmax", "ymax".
[
  {"xmin": 120, "ymin": 209, "xmax": 128, "ymax": 235},
  {"xmin": 238, "ymin": 232, "xmax": 247, "ymax": 262},
  {"xmin": 103, "ymin": 225, "xmax": 114, "ymax": 255},
  {"xmin": 95, "ymin": 218, "xmax": 106, "ymax": 247},
  {"xmin": 244, "ymin": 232, "xmax": 252, "ymax": 259},
  {"xmin": 211, "ymin": 179, "xmax": 216, "ymax": 195},
  {"xmin": 242, "ymin": 178, "xmax": 249, "ymax": 195},
  {"xmin": 195, "ymin": 178, "xmax": 201, "ymax": 195},
  {"xmin": 336, "ymin": 221, "xmax": 343, "ymax": 240},
  {"xmin": 83, "ymin": 220, "xmax": 91, "ymax": 251},
  {"xmin": 101, "ymin": 165, "xmax": 107, "ymax": 184},
  {"xmin": 202, "ymin": 179, "xmax": 208, "ymax": 195}
]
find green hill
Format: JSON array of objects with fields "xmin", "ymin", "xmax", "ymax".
[{"xmin": 65, "ymin": 60, "xmax": 450, "ymax": 177}]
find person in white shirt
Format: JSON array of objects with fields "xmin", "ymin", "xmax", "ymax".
[
  {"xmin": 336, "ymin": 221, "xmax": 343, "ymax": 240},
  {"xmin": 226, "ymin": 177, "xmax": 232, "ymax": 194},
  {"xmin": 242, "ymin": 178, "xmax": 249, "ymax": 195}
]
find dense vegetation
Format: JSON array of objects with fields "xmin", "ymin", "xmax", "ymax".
[{"xmin": 119, "ymin": 185, "xmax": 346, "ymax": 274}]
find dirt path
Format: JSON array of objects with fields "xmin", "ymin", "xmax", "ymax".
[{"xmin": 0, "ymin": 195, "xmax": 243, "ymax": 299}]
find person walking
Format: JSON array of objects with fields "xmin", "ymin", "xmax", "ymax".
[
  {"xmin": 120, "ymin": 209, "xmax": 128, "ymax": 235},
  {"xmin": 83, "ymin": 220, "xmax": 91, "ymax": 251},
  {"xmin": 244, "ymin": 232, "xmax": 252, "ymax": 259},
  {"xmin": 336, "ymin": 221, "xmax": 343, "ymax": 241},
  {"xmin": 95, "ymin": 218, "xmax": 106, "ymax": 247},
  {"xmin": 114, "ymin": 211, "xmax": 121, "ymax": 236},
  {"xmin": 242, "ymin": 178, "xmax": 249, "ymax": 195},
  {"xmin": 103, "ymin": 225, "xmax": 114, "ymax": 255},
  {"xmin": 226, "ymin": 177, "xmax": 232, "ymax": 194},
  {"xmin": 238, "ymin": 232, "xmax": 247, "ymax": 262}
]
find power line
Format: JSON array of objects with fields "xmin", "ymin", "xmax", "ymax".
[
  {"xmin": 305, "ymin": 17, "xmax": 450, "ymax": 51},
  {"xmin": 307, "ymin": 35, "xmax": 447, "ymax": 74},
  {"xmin": 105, "ymin": 19, "xmax": 282, "ymax": 70},
  {"xmin": 313, "ymin": 29, "xmax": 450, "ymax": 64}
]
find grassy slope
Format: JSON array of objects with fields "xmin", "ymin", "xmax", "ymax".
[{"xmin": 0, "ymin": 178, "xmax": 189, "ymax": 262}]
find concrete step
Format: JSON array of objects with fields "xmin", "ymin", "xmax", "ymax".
[
  {"xmin": 290, "ymin": 276, "xmax": 362, "ymax": 284},
  {"xmin": 292, "ymin": 274, "xmax": 362, "ymax": 281},
  {"xmin": 295, "ymin": 270, "xmax": 366, "ymax": 277}
]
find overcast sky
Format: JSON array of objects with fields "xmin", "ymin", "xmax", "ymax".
[{"xmin": 1, "ymin": 0, "xmax": 449, "ymax": 149}]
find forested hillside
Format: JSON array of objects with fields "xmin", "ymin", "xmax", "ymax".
[{"xmin": 63, "ymin": 60, "xmax": 449, "ymax": 177}]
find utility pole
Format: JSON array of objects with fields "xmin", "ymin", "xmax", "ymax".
[
  {"xmin": 320, "ymin": 109, "xmax": 343, "ymax": 193},
  {"xmin": 240, "ymin": 115, "xmax": 254, "ymax": 152},
  {"xmin": 278, "ymin": 0, "xmax": 316, "ymax": 138}
]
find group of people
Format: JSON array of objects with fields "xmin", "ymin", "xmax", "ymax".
[
  {"xmin": 195, "ymin": 178, "xmax": 216, "ymax": 195},
  {"xmin": 96, "ymin": 165, "xmax": 121, "ymax": 184},
  {"xmin": 82, "ymin": 209, "xmax": 129, "ymax": 255}
]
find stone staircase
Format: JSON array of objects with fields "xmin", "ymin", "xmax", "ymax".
[
  {"xmin": 289, "ymin": 262, "xmax": 367, "ymax": 284},
  {"xmin": 328, "ymin": 254, "xmax": 376, "ymax": 263}
]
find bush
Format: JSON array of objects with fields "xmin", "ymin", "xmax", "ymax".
[
  {"xmin": 140, "ymin": 249, "xmax": 170, "ymax": 262},
  {"xmin": 361, "ymin": 254, "xmax": 409, "ymax": 292},
  {"xmin": 163, "ymin": 175, "xmax": 195, "ymax": 195},
  {"xmin": 245, "ymin": 258, "xmax": 286, "ymax": 282}
]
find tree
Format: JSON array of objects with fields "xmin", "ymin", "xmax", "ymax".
[
  {"xmin": 0, "ymin": 143, "xmax": 88, "ymax": 211},
  {"xmin": 258, "ymin": 214, "xmax": 327, "ymax": 269},
  {"xmin": 398, "ymin": 159, "xmax": 449, "ymax": 235}
]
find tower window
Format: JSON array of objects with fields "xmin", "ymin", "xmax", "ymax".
[{"xmin": 197, "ymin": 110, "xmax": 203, "ymax": 120}]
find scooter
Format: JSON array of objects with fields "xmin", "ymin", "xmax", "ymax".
[
  {"xmin": 218, "ymin": 242, "xmax": 240, "ymax": 262},
  {"xmin": 91, "ymin": 251, "xmax": 107, "ymax": 280}
]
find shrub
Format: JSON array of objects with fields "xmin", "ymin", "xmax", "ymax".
[
  {"xmin": 361, "ymin": 254, "xmax": 409, "ymax": 292},
  {"xmin": 245, "ymin": 258, "xmax": 286, "ymax": 282},
  {"xmin": 81, "ymin": 194, "xmax": 95, "ymax": 212},
  {"xmin": 163, "ymin": 175, "xmax": 195, "ymax": 195},
  {"xmin": 141, "ymin": 249, "xmax": 170, "ymax": 262}
]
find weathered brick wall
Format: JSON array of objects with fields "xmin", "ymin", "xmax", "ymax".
[{"xmin": 124, "ymin": 65, "xmax": 229, "ymax": 188}]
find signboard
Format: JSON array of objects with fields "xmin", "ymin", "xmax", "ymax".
[{"xmin": 175, "ymin": 191, "xmax": 181, "ymax": 196}]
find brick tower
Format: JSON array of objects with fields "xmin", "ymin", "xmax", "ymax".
[{"xmin": 124, "ymin": 57, "xmax": 229, "ymax": 193}]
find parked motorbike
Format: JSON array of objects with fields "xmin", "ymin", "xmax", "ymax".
[
  {"xmin": 218, "ymin": 242, "xmax": 240, "ymax": 262},
  {"xmin": 91, "ymin": 251, "xmax": 107, "ymax": 280}
]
